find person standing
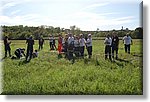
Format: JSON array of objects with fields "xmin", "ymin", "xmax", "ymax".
[
  {"xmin": 79, "ymin": 34, "xmax": 86, "ymax": 58},
  {"xmin": 52, "ymin": 35, "xmax": 57, "ymax": 50},
  {"xmin": 4, "ymin": 36, "xmax": 11, "ymax": 57},
  {"xmin": 49, "ymin": 35, "xmax": 53, "ymax": 50},
  {"xmin": 111, "ymin": 33, "xmax": 119, "ymax": 59},
  {"xmin": 74, "ymin": 35, "xmax": 80, "ymax": 57},
  {"xmin": 26, "ymin": 35, "xmax": 34, "ymax": 62},
  {"xmin": 67, "ymin": 33, "xmax": 74, "ymax": 60},
  {"xmin": 58, "ymin": 34, "xmax": 63, "ymax": 54},
  {"xmin": 123, "ymin": 33, "xmax": 132, "ymax": 54},
  {"xmin": 62, "ymin": 34, "xmax": 68, "ymax": 58},
  {"xmin": 86, "ymin": 34, "xmax": 92, "ymax": 59},
  {"xmin": 38, "ymin": 36, "xmax": 44, "ymax": 50},
  {"xmin": 104, "ymin": 34, "xmax": 112, "ymax": 60}
]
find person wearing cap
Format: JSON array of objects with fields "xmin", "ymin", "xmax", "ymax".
[
  {"xmin": 104, "ymin": 34, "xmax": 112, "ymax": 60},
  {"xmin": 38, "ymin": 35, "xmax": 44, "ymax": 50},
  {"xmin": 26, "ymin": 35, "xmax": 34, "ymax": 61},
  {"xmin": 86, "ymin": 34, "xmax": 92, "ymax": 58},
  {"xmin": 79, "ymin": 34, "xmax": 86, "ymax": 58},
  {"xmin": 4, "ymin": 36, "xmax": 11, "ymax": 57},
  {"xmin": 122, "ymin": 33, "xmax": 132, "ymax": 54},
  {"xmin": 111, "ymin": 33, "xmax": 119, "ymax": 59}
]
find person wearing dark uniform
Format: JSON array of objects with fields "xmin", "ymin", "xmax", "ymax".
[
  {"xmin": 26, "ymin": 35, "xmax": 34, "ymax": 61},
  {"xmin": 4, "ymin": 36, "xmax": 11, "ymax": 57},
  {"xmin": 14, "ymin": 48, "xmax": 25, "ymax": 59},
  {"xmin": 38, "ymin": 36, "xmax": 44, "ymax": 50},
  {"xmin": 111, "ymin": 33, "xmax": 119, "ymax": 59}
]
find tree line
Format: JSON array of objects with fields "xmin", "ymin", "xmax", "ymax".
[{"xmin": 1, "ymin": 25, "xmax": 143, "ymax": 40}]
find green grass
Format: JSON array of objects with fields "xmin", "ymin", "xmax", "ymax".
[{"xmin": 1, "ymin": 39, "xmax": 143, "ymax": 95}]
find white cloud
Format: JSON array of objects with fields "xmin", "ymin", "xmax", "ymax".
[
  {"xmin": 81, "ymin": 3, "xmax": 109, "ymax": 10},
  {"xmin": 10, "ymin": 10, "xmax": 21, "ymax": 15},
  {"xmin": 0, "ymin": 0, "xmax": 31, "ymax": 10}
]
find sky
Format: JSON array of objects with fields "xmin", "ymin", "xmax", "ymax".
[{"xmin": 0, "ymin": 0, "xmax": 142, "ymax": 31}]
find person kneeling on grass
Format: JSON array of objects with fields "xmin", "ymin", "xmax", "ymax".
[
  {"xmin": 11, "ymin": 48, "xmax": 25, "ymax": 59},
  {"xmin": 32, "ymin": 50, "xmax": 39, "ymax": 58}
]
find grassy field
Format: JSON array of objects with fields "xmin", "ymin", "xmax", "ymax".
[{"xmin": 0, "ymin": 39, "xmax": 143, "ymax": 95}]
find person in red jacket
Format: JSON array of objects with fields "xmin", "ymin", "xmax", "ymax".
[{"xmin": 58, "ymin": 34, "xmax": 63, "ymax": 54}]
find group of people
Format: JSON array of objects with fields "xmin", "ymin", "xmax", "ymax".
[
  {"xmin": 54, "ymin": 33, "xmax": 93, "ymax": 60},
  {"xmin": 104, "ymin": 33, "xmax": 132, "ymax": 61},
  {"xmin": 3, "ymin": 32, "xmax": 132, "ymax": 62}
]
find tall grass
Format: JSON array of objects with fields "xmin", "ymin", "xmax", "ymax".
[{"xmin": 1, "ymin": 39, "xmax": 143, "ymax": 95}]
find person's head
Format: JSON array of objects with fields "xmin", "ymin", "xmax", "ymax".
[
  {"xmin": 65, "ymin": 34, "xmax": 68, "ymax": 38},
  {"xmin": 80, "ymin": 34, "xmax": 83, "ymax": 38},
  {"xmin": 29, "ymin": 35, "xmax": 33, "ymax": 39},
  {"xmin": 106, "ymin": 34, "xmax": 110, "ymax": 38},
  {"xmin": 35, "ymin": 50, "xmax": 38, "ymax": 52},
  {"xmin": 58, "ymin": 34, "xmax": 62, "ymax": 37},
  {"xmin": 88, "ymin": 34, "xmax": 91, "ymax": 38},
  {"xmin": 50, "ymin": 35, "xmax": 52, "ymax": 37},
  {"xmin": 112, "ymin": 32, "xmax": 116, "ymax": 37},
  {"xmin": 40, "ymin": 35, "xmax": 43, "ymax": 38},
  {"xmin": 69, "ymin": 33, "xmax": 72, "ymax": 37},
  {"xmin": 126, "ymin": 33, "xmax": 129, "ymax": 37},
  {"xmin": 5, "ymin": 36, "xmax": 8, "ymax": 39}
]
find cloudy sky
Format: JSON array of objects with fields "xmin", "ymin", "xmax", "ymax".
[{"xmin": 0, "ymin": 0, "xmax": 142, "ymax": 31}]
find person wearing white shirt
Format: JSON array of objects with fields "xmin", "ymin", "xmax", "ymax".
[
  {"xmin": 79, "ymin": 34, "xmax": 86, "ymax": 57},
  {"xmin": 122, "ymin": 33, "xmax": 132, "ymax": 54},
  {"xmin": 86, "ymin": 34, "xmax": 92, "ymax": 58},
  {"xmin": 67, "ymin": 33, "xmax": 74, "ymax": 60},
  {"xmin": 49, "ymin": 35, "xmax": 53, "ymax": 50},
  {"xmin": 104, "ymin": 34, "xmax": 112, "ymax": 60},
  {"xmin": 74, "ymin": 35, "xmax": 80, "ymax": 57}
]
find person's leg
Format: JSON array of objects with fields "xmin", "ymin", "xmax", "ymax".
[
  {"xmin": 26, "ymin": 47, "xmax": 29, "ymax": 61},
  {"xmin": 50, "ymin": 42, "xmax": 52, "ymax": 50},
  {"xmin": 4, "ymin": 46, "xmax": 7, "ymax": 57},
  {"xmin": 128, "ymin": 44, "xmax": 130, "ymax": 54},
  {"xmin": 88, "ymin": 46, "xmax": 92, "ymax": 58},
  {"xmin": 41, "ymin": 44, "xmax": 43, "ymax": 49},
  {"xmin": 112, "ymin": 45, "xmax": 115, "ymax": 59},
  {"xmin": 39, "ymin": 45, "xmax": 41, "ymax": 50},
  {"xmin": 8, "ymin": 46, "xmax": 11, "ymax": 57},
  {"xmin": 125, "ymin": 44, "xmax": 127, "ymax": 53},
  {"xmin": 105, "ymin": 46, "xmax": 108, "ymax": 60},
  {"xmin": 82, "ymin": 46, "xmax": 85, "ymax": 57},
  {"xmin": 79, "ymin": 47, "xmax": 82, "ymax": 57},
  {"xmin": 29, "ymin": 48, "xmax": 33, "ymax": 60},
  {"xmin": 116, "ymin": 47, "xmax": 118, "ymax": 59},
  {"xmin": 108, "ymin": 46, "xmax": 112, "ymax": 60}
]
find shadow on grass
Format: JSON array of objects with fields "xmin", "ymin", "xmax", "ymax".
[
  {"xmin": 18, "ymin": 60, "xmax": 30, "ymax": 65},
  {"xmin": 0, "ymin": 57, "xmax": 6, "ymax": 62}
]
